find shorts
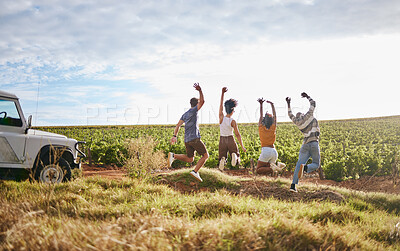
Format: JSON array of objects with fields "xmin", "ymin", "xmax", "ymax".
[
  {"xmin": 219, "ymin": 136, "xmax": 239, "ymax": 160},
  {"xmin": 185, "ymin": 138, "xmax": 207, "ymax": 158},
  {"xmin": 258, "ymin": 147, "xmax": 278, "ymax": 163}
]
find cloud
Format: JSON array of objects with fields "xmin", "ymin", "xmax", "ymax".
[
  {"xmin": 2, "ymin": 0, "xmax": 400, "ymax": 84},
  {"xmin": 1, "ymin": 0, "xmax": 400, "ymax": 125}
]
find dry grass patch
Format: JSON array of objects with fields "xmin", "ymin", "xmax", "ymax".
[
  {"xmin": 1, "ymin": 172, "xmax": 400, "ymax": 250},
  {"xmin": 124, "ymin": 136, "xmax": 166, "ymax": 180}
]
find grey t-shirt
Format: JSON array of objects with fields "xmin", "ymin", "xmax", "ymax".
[{"xmin": 180, "ymin": 106, "xmax": 200, "ymax": 143}]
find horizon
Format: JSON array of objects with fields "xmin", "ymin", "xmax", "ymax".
[{"xmin": 31, "ymin": 114, "xmax": 400, "ymax": 128}]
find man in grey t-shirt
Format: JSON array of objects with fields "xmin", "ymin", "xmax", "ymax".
[{"xmin": 168, "ymin": 83, "xmax": 209, "ymax": 182}]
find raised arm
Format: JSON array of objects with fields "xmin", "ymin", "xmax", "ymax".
[
  {"xmin": 286, "ymin": 97, "xmax": 295, "ymax": 121},
  {"xmin": 301, "ymin": 92, "xmax": 316, "ymax": 116},
  {"xmin": 267, "ymin": 100, "xmax": 277, "ymax": 125},
  {"xmin": 170, "ymin": 119, "xmax": 184, "ymax": 145},
  {"xmin": 194, "ymin": 83, "xmax": 205, "ymax": 110},
  {"xmin": 219, "ymin": 87, "xmax": 228, "ymax": 124},
  {"xmin": 257, "ymin": 98, "xmax": 264, "ymax": 126}
]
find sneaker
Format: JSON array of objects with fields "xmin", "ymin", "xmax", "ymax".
[
  {"xmin": 271, "ymin": 162, "xmax": 286, "ymax": 172},
  {"xmin": 190, "ymin": 170, "xmax": 203, "ymax": 182},
  {"xmin": 219, "ymin": 157, "xmax": 226, "ymax": 171},
  {"xmin": 231, "ymin": 153, "xmax": 238, "ymax": 166},
  {"xmin": 277, "ymin": 162, "xmax": 286, "ymax": 170},
  {"xmin": 168, "ymin": 152, "xmax": 175, "ymax": 168},
  {"xmin": 298, "ymin": 164, "xmax": 305, "ymax": 179},
  {"xmin": 290, "ymin": 184, "xmax": 298, "ymax": 193},
  {"xmin": 270, "ymin": 163, "xmax": 279, "ymax": 172}
]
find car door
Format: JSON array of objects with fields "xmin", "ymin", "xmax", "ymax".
[{"xmin": 0, "ymin": 98, "xmax": 26, "ymax": 164}]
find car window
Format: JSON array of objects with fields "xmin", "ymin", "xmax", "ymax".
[{"xmin": 0, "ymin": 99, "xmax": 23, "ymax": 127}]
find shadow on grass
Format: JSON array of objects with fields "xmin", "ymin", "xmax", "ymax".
[
  {"xmin": 156, "ymin": 168, "xmax": 346, "ymax": 204},
  {"xmin": 0, "ymin": 168, "xmax": 30, "ymax": 181},
  {"xmin": 347, "ymin": 192, "xmax": 400, "ymax": 215}
]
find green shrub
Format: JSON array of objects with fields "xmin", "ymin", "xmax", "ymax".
[
  {"xmin": 90, "ymin": 140, "xmax": 127, "ymax": 166},
  {"xmin": 324, "ymin": 161, "xmax": 346, "ymax": 182}
]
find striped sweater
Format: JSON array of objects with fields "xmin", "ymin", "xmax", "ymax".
[{"xmin": 288, "ymin": 97, "xmax": 320, "ymax": 144}]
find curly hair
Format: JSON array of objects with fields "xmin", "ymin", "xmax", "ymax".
[
  {"xmin": 263, "ymin": 114, "xmax": 274, "ymax": 129},
  {"xmin": 224, "ymin": 99, "xmax": 238, "ymax": 114},
  {"xmin": 190, "ymin": 98, "xmax": 198, "ymax": 107}
]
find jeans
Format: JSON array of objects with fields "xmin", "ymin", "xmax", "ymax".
[{"xmin": 292, "ymin": 141, "xmax": 320, "ymax": 185}]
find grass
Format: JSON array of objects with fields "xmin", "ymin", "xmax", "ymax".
[
  {"xmin": 1, "ymin": 171, "xmax": 400, "ymax": 250},
  {"xmin": 158, "ymin": 168, "xmax": 242, "ymax": 190}
]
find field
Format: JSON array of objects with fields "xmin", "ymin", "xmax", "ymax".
[
  {"xmin": 1, "ymin": 116, "xmax": 400, "ymax": 250},
  {"xmin": 38, "ymin": 115, "xmax": 400, "ymax": 181}
]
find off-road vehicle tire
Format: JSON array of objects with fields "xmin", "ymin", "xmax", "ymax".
[{"xmin": 34, "ymin": 157, "xmax": 72, "ymax": 183}]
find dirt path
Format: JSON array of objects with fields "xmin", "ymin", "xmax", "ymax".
[
  {"xmin": 82, "ymin": 164, "xmax": 400, "ymax": 194},
  {"xmin": 82, "ymin": 164, "xmax": 125, "ymax": 180}
]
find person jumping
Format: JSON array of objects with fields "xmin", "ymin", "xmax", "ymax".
[
  {"xmin": 168, "ymin": 83, "xmax": 209, "ymax": 182},
  {"xmin": 257, "ymin": 98, "xmax": 285, "ymax": 175},
  {"xmin": 286, "ymin": 92, "xmax": 321, "ymax": 192},
  {"xmin": 218, "ymin": 87, "xmax": 246, "ymax": 170}
]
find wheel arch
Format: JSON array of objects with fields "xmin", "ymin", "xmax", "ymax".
[{"xmin": 33, "ymin": 145, "xmax": 75, "ymax": 170}]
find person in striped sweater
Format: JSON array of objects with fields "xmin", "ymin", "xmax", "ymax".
[{"xmin": 286, "ymin": 92, "xmax": 320, "ymax": 193}]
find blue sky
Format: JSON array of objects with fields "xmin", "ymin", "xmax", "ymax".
[{"xmin": 1, "ymin": 0, "xmax": 399, "ymax": 126}]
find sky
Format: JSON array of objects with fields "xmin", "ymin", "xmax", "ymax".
[{"xmin": 1, "ymin": 0, "xmax": 400, "ymax": 126}]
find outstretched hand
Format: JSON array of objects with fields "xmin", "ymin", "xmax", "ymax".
[
  {"xmin": 193, "ymin": 83, "xmax": 201, "ymax": 91},
  {"xmin": 285, "ymin": 97, "xmax": 291, "ymax": 104},
  {"xmin": 257, "ymin": 98, "xmax": 265, "ymax": 104},
  {"xmin": 301, "ymin": 92, "xmax": 309, "ymax": 98},
  {"xmin": 266, "ymin": 100, "xmax": 273, "ymax": 105},
  {"xmin": 222, "ymin": 87, "xmax": 228, "ymax": 93}
]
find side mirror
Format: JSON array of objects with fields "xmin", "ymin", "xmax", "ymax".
[
  {"xmin": 25, "ymin": 115, "xmax": 32, "ymax": 134},
  {"xmin": 28, "ymin": 115, "xmax": 32, "ymax": 128}
]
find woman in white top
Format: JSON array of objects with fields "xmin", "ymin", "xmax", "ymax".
[{"xmin": 218, "ymin": 87, "xmax": 246, "ymax": 170}]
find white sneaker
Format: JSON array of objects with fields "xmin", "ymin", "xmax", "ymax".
[
  {"xmin": 271, "ymin": 162, "xmax": 286, "ymax": 172},
  {"xmin": 168, "ymin": 152, "xmax": 175, "ymax": 168},
  {"xmin": 231, "ymin": 153, "xmax": 238, "ymax": 166},
  {"xmin": 270, "ymin": 163, "xmax": 279, "ymax": 172},
  {"xmin": 190, "ymin": 170, "xmax": 203, "ymax": 182},
  {"xmin": 219, "ymin": 157, "xmax": 226, "ymax": 171}
]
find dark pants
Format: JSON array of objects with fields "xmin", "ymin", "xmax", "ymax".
[{"xmin": 218, "ymin": 135, "xmax": 239, "ymax": 161}]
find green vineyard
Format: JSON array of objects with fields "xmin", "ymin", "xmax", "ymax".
[{"xmin": 36, "ymin": 115, "xmax": 400, "ymax": 182}]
